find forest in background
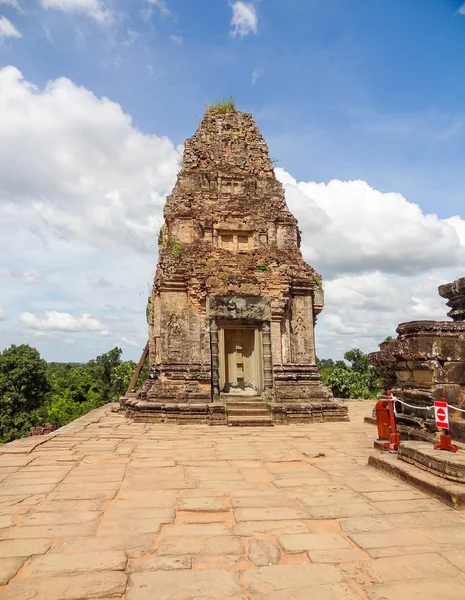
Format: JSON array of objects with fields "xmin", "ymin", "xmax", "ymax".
[
  {"xmin": 0, "ymin": 343, "xmax": 381, "ymax": 444},
  {"xmin": 0, "ymin": 344, "xmax": 147, "ymax": 443}
]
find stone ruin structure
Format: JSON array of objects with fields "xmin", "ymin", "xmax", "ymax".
[
  {"xmin": 122, "ymin": 106, "xmax": 348, "ymax": 425},
  {"xmin": 370, "ymin": 276, "xmax": 465, "ymax": 441}
]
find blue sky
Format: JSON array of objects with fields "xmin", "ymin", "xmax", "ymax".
[{"xmin": 1, "ymin": 0, "xmax": 465, "ymax": 361}]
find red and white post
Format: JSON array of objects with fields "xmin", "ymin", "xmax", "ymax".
[{"xmin": 434, "ymin": 399, "xmax": 458, "ymax": 453}]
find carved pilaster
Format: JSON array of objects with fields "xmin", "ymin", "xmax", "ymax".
[
  {"xmin": 262, "ymin": 322, "xmax": 273, "ymax": 390},
  {"xmin": 210, "ymin": 320, "xmax": 220, "ymax": 400}
]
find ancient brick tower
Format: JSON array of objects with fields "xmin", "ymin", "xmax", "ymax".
[{"xmin": 122, "ymin": 106, "xmax": 348, "ymax": 425}]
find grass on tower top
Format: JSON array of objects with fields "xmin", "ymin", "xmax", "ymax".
[{"xmin": 207, "ymin": 97, "xmax": 237, "ymax": 113}]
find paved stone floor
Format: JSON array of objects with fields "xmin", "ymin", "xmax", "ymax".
[{"xmin": 1, "ymin": 401, "xmax": 465, "ymax": 599}]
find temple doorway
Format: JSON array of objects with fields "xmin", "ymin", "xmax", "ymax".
[{"xmin": 218, "ymin": 324, "xmax": 264, "ymax": 395}]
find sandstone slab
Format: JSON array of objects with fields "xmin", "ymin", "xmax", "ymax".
[
  {"xmin": 26, "ymin": 551, "xmax": 127, "ymax": 576},
  {"xmin": 126, "ymin": 570, "xmax": 242, "ymax": 600},
  {"xmin": 243, "ymin": 564, "xmax": 342, "ymax": 594},
  {"xmin": 278, "ymin": 533, "xmax": 351, "ymax": 553},
  {"xmin": 366, "ymin": 578, "xmax": 465, "ymax": 600},
  {"xmin": 157, "ymin": 535, "xmax": 243, "ymax": 556},
  {"xmin": 249, "ymin": 539, "xmax": 281, "ymax": 566},
  {"xmin": 2, "ymin": 571, "xmax": 127, "ymax": 600}
]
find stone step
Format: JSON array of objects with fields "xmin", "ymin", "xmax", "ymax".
[
  {"xmin": 227, "ymin": 407, "xmax": 270, "ymax": 417},
  {"xmin": 221, "ymin": 395, "xmax": 262, "ymax": 402},
  {"xmin": 226, "ymin": 402, "xmax": 267, "ymax": 410},
  {"xmin": 228, "ymin": 416, "xmax": 274, "ymax": 427}
]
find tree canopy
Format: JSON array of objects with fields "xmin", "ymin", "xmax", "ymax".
[
  {"xmin": 0, "ymin": 344, "xmax": 146, "ymax": 443},
  {"xmin": 319, "ymin": 348, "xmax": 381, "ymax": 400}
]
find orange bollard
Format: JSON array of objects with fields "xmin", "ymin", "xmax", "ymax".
[
  {"xmin": 383, "ymin": 390, "xmax": 400, "ymax": 453},
  {"xmin": 375, "ymin": 399, "xmax": 390, "ymax": 440}
]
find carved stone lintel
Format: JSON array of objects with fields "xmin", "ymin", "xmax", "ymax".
[{"xmin": 207, "ymin": 295, "xmax": 271, "ymax": 321}]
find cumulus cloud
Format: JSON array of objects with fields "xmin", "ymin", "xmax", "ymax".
[
  {"xmin": 276, "ymin": 169, "xmax": 465, "ymax": 277},
  {"xmin": 39, "ymin": 0, "xmax": 112, "ymax": 23},
  {"xmin": 1, "ymin": 67, "xmax": 463, "ymax": 362},
  {"xmin": 316, "ymin": 272, "xmax": 450, "ymax": 357},
  {"xmin": 230, "ymin": 1, "xmax": 258, "ymax": 38},
  {"xmin": 0, "ymin": 66, "xmax": 179, "ymax": 255},
  {"xmin": 20, "ymin": 310, "xmax": 108, "ymax": 333},
  {"xmin": 458, "ymin": 3, "xmax": 465, "ymax": 15},
  {"xmin": 0, "ymin": 16, "xmax": 21, "ymax": 39}
]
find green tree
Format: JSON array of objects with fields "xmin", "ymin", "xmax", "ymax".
[
  {"xmin": 320, "ymin": 348, "xmax": 381, "ymax": 400},
  {"xmin": 0, "ymin": 345, "xmax": 50, "ymax": 442}
]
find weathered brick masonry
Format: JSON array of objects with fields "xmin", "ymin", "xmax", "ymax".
[{"xmin": 122, "ymin": 107, "xmax": 347, "ymax": 425}]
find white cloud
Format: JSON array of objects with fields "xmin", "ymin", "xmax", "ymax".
[
  {"xmin": 316, "ymin": 272, "xmax": 450, "ymax": 358},
  {"xmin": 0, "ymin": 308, "xmax": 7, "ymax": 321},
  {"xmin": 457, "ymin": 3, "xmax": 465, "ymax": 15},
  {"xmin": 230, "ymin": 1, "xmax": 258, "ymax": 38},
  {"xmin": 0, "ymin": 66, "xmax": 179, "ymax": 255},
  {"xmin": 0, "ymin": 0, "xmax": 21, "ymax": 8},
  {"xmin": 276, "ymin": 169, "xmax": 465, "ymax": 277},
  {"xmin": 0, "ymin": 66, "xmax": 177, "ymax": 361},
  {"xmin": 1, "ymin": 67, "xmax": 463, "ymax": 363},
  {"xmin": 251, "ymin": 68, "xmax": 262, "ymax": 85},
  {"xmin": 39, "ymin": 0, "xmax": 112, "ymax": 23},
  {"xmin": 42, "ymin": 24, "xmax": 54, "ymax": 43},
  {"xmin": 87, "ymin": 276, "xmax": 114, "ymax": 288},
  {"xmin": 0, "ymin": 16, "xmax": 21, "ymax": 39},
  {"xmin": 148, "ymin": 0, "xmax": 170, "ymax": 16},
  {"xmin": 20, "ymin": 310, "xmax": 108, "ymax": 333},
  {"xmin": 171, "ymin": 34, "xmax": 182, "ymax": 45},
  {"xmin": 0, "ymin": 267, "xmax": 43, "ymax": 282}
]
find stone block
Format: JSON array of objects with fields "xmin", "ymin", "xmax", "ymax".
[
  {"xmin": 278, "ymin": 533, "xmax": 351, "ymax": 553},
  {"xmin": 365, "ymin": 552, "xmax": 459, "ymax": 583},
  {"xmin": 242, "ymin": 564, "xmax": 342, "ymax": 594},
  {"xmin": 157, "ymin": 535, "xmax": 243, "ymax": 555},
  {"xmin": 365, "ymin": 578, "xmax": 465, "ymax": 600},
  {"xmin": 2, "ymin": 572, "xmax": 127, "ymax": 600},
  {"xmin": 249, "ymin": 539, "xmax": 281, "ymax": 566},
  {"xmin": 126, "ymin": 570, "xmax": 242, "ymax": 600},
  {"xmin": 26, "ymin": 551, "xmax": 127, "ymax": 576}
]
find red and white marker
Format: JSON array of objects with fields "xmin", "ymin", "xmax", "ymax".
[{"xmin": 434, "ymin": 400, "xmax": 449, "ymax": 430}]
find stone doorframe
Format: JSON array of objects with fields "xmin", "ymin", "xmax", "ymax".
[{"xmin": 210, "ymin": 319, "xmax": 272, "ymax": 400}]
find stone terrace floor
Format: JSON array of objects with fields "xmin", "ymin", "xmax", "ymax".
[{"xmin": 1, "ymin": 402, "xmax": 465, "ymax": 599}]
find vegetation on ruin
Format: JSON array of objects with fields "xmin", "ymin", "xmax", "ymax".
[
  {"xmin": 171, "ymin": 241, "xmax": 183, "ymax": 257},
  {"xmin": 256, "ymin": 262, "xmax": 268, "ymax": 272},
  {"xmin": 0, "ymin": 344, "xmax": 147, "ymax": 443},
  {"xmin": 317, "ymin": 348, "xmax": 382, "ymax": 399},
  {"xmin": 208, "ymin": 97, "xmax": 237, "ymax": 113},
  {"xmin": 312, "ymin": 275, "xmax": 323, "ymax": 289}
]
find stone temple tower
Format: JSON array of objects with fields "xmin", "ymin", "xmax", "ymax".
[{"xmin": 122, "ymin": 105, "xmax": 348, "ymax": 425}]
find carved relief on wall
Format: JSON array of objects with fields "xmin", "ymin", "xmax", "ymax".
[
  {"xmin": 167, "ymin": 314, "xmax": 182, "ymax": 360},
  {"xmin": 291, "ymin": 306, "xmax": 309, "ymax": 362}
]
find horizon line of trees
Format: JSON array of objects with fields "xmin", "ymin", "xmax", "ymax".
[
  {"xmin": 0, "ymin": 344, "xmax": 148, "ymax": 444},
  {"xmin": 0, "ymin": 342, "xmax": 384, "ymax": 444}
]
